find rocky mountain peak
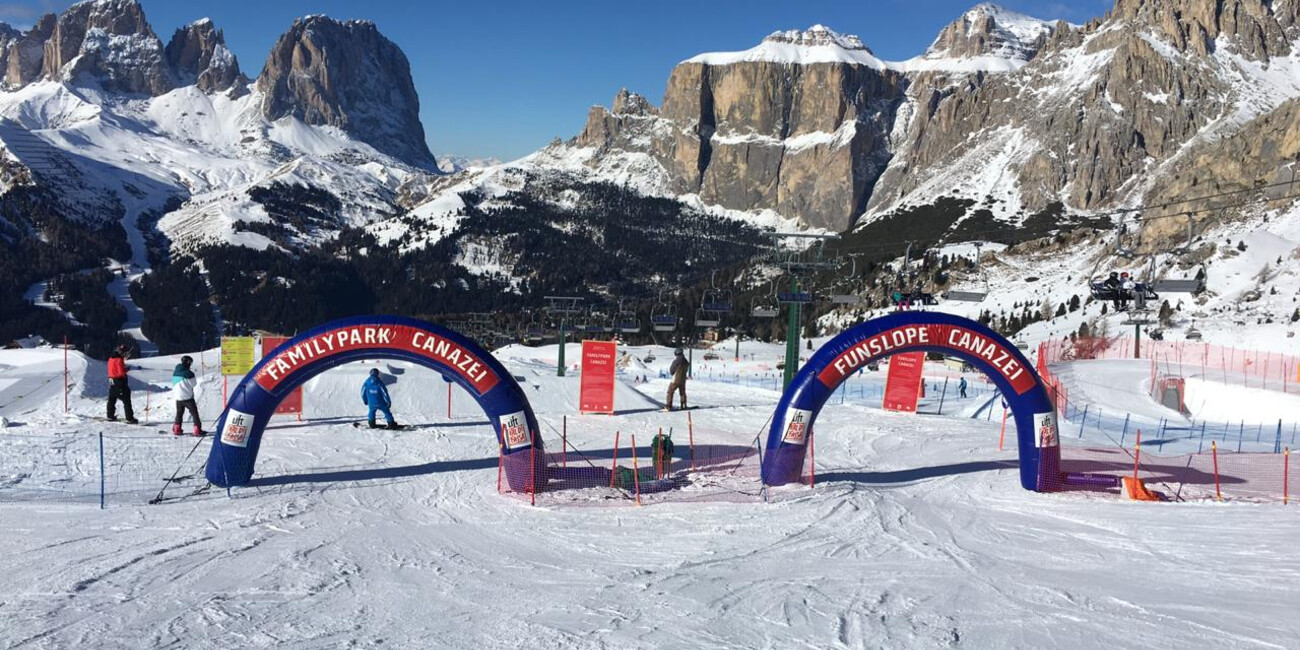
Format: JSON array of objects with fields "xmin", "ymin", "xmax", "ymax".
[
  {"xmin": 924, "ymin": 3, "xmax": 1058, "ymax": 63},
  {"xmin": 256, "ymin": 15, "xmax": 437, "ymax": 170},
  {"xmin": 42, "ymin": 0, "xmax": 172, "ymax": 95},
  {"xmin": 164, "ymin": 18, "xmax": 245, "ymax": 94},
  {"xmin": 611, "ymin": 88, "xmax": 654, "ymax": 116},
  {"xmin": 1109, "ymin": 0, "xmax": 1298, "ymax": 59},
  {"xmin": 764, "ymin": 25, "xmax": 872, "ymax": 52}
]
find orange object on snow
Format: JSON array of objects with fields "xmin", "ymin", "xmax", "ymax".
[{"xmin": 1122, "ymin": 477, "xmax": 1162, "ymax": 502}]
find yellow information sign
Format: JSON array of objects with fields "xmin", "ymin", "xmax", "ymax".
[{"xmin": 221, "ymin": 337, "xmax": 258, "ymax": 376}]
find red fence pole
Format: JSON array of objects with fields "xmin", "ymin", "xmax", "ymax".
[
  {"xmin": 631, "ymin": 434, "xmax": 642, "ymax": 506},
  {"xmin": 998, "ymin": 408, "xmax": 1008, "ymax": 451},
  {"xmin": 497, "ymin": 444, "xmax": 503, "ymax": 493},
  {"xmin": 223, "ymin": 375, "xmax": 228, "ymax": 407},
  {"xmin": 1285, "ymin": 448, "xmax": 1290, "ymax": 505},
  {"xmin": 1212, "ymin": 440, "xmax": 1222, "ymax": 502},
  {"xmin": 529, "ymin": 443, "xmax": 536, "ymax": 506},
  {"xmin": 610, "ymin": 431, "xmax": 620, "ymax": 488}
]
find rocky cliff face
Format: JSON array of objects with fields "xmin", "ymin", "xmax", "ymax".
[
  {"xmin": 256, "ymin": 16, "xmax": 437, "ymax": 170},
  {"xmin": 573, "ymin": 1, "xmax": 1300, "ymax": 234},
  {"xmin": 164, "ymin": 19, "xmax": 244, "ymax": 94},
  {"xmin": 41, "ymin": 0, "xmax": 172, "ymax": 95},
  {"xmin": 578, "ymin": 25, "xmax": 907, "ymax": 231}
]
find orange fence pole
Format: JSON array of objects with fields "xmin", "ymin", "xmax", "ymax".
[
  {"xmin": 1212, "ymin": 440, "xmax": 1222, "ymax": 502},
  {"xmin": 688, "ymin": 411, "xmax": 695, "ymax": 470},
  {"xmin": 631, "ymin": 434, "xmax": 642, "ymax": 506},
  {"xmin": 998, "ymin": 408, "xmax": 1008, "ymax": 451},
  {"xmin": 656, "ymin": 427, "xmax": 663, "ymax": 479},
  {"xmin": 610, "ymin": 431, "xmax": 620, "ymax": 488},
  {"xmin": 529, "ymin": 443, "xmax": 536, "ymax": 506},
  {"xmin": 1284, "ymin": 448, "xmax": 1290, "ymax": 505},
  {"xmin": 808, "ymin": 430, "xmax": 815, "ymax": 488}
]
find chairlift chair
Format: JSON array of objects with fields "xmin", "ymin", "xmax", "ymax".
[
  {"xmin": 651, "ymin": 290, "xmax": 678, "ymax": 332},
  {"xmin": 614, "ymin": 300, "xmax": 641, "ymax": 334},
  {"xmin": 701, "ymin": 271, "xmax": 733, "ymax": 313},
  {"xmin": 751, "ymin": 280, "xmax": 779, "ymax": 317},
  {"xmin": 941, "ymin": 242, "xmax": 989, "ymax": 302},
  {"xmin": 1152, "ymin": 264, "xmax": 1207, "ymax": 294},
  {"xmin": 694, "ymin": 308, "xmax": 721, "ymax": 328}
]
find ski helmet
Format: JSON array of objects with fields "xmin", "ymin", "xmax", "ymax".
[{"xmin": 181, "ymin": 355, "xmax": 193, "ymax": 366}]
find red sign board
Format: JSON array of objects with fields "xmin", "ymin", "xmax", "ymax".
[
  {"xmin": 882, "ymin": 351, "xmax": 925, "ymax": 413},
  {"xmin": 262, "ymin": 337, "xmax": 303, "ymax": 415},
  {"xmin": 254, "ymin": 325, "xmax": 500, "ymax": 396},
  {"xmin": 818, "ymin": 323, "xmax": 1035, "ymax": 395},
  {"xmin": 579, "ymin": 340, "xmax": 617, "ymax": 414}
]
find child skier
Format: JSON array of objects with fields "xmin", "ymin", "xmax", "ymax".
[
  {"xmin": 171, "ymin": 355, "xmax": 203, "ymax": 436},
  {"xmin": 362, "ymin": 368, "xmax": 400, "ymax": 429},
  {"xmin": 106, "ymin": 345, "xmax": 138, "ymax": 424},
  {"xmin": 651, "ymin": 429, "xmax": 674, "ymax": 478}
]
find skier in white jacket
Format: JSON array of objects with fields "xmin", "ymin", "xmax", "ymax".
[{"xmin": 171, "ymin": 356, "xmax": 203, "ymax": 436}]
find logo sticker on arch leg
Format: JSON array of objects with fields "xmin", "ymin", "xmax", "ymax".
[
  {"xmin": 221, "ymin": 408, "xmax": 255, "ymax": 448},
  {"xmin": 1035, "ymin": 411, "xmax": 1059, "ymax": 448},
  {"xmin": 500, "ymin": 410, "xmax": 531, "ymax": 450},
  {"xmin": 781, "ymin": 408, "xmax": 813, "ymax": 445}
]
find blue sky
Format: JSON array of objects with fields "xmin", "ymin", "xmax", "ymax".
[{"xmin": 2, "ymin": 0, "xmax": 1112, "ymax": 160}]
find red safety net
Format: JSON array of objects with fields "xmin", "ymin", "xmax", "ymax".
[
  {"xmin": 1059, "ymin": 443, "xmax": 1291, "ymax": 503},
  {"xmin": 1039, "ymin": 336, "xmax": 1300, "ymax": 393},
  {"xmin": 498, "ymin": 412, "xmax": 766, "ymax": 507}
]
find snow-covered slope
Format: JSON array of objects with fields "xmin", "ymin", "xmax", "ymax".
[{"xmin": 2, "ymin": 344, "xmax": 1298, "ymax": 647}]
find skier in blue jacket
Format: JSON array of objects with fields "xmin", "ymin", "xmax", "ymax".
[{"xmin": 361, "ymin": 368, "xmax": 399, "ymax": 429}]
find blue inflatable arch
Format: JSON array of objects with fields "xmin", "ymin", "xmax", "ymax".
[
  {"xmin": 206, "ymin": 316, "xmax": 544, "ymax": 490},
  {"xmin": 762, "ymin": 312, "xmax": 1062, "ymax": 492}
]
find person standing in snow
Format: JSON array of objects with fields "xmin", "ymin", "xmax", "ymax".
[
  {"xmin": 665, "ymin": 348, "xmax": 690, "ymax": 411},
  {"xmin": 106, "ymin": 345, "xmax": 137, "ymax": 424},
  {"xmin": 362, "ymin": 368, "xmax": 399, "ymax": 429},
  {"xmin": 959, "ymin": 377, "xmax": 968, "ymax": 399},
  {"xmin": 171, "ymin": 355, "xmax": 203, "ymax": 436}
]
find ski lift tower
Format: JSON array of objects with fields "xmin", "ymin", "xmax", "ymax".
[
  {"xmin": 769, "ymin": 232, "xmax": 840, "ymax": 389},
  {"xmin": 545, "ymin": 296, "xmax": 583, "ymax": 377}
]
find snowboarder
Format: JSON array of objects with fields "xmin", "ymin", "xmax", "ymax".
[
  {"xmin": 651, "ymin": 429, "xmax": 674, "ymax": 478},
  {"xmin": 106, "ymin": 345, "xmax": 137, "ymax": 424},
  {"xmin": 362, "ymin": 368, "xmax": 399, "ymax": 429},
  {"xmin": 959, "ymin": 377, "xmax": 968, "ymax": 399},
  {"xmin": 665, "ymin": 348, "xmax": 690, "ymax": 411},
  {"xmin": 171, "ymin": 355, "xmax": 203, "ymax": 436}
]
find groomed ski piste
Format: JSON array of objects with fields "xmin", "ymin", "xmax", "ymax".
[{"xmin": 2, "ymin": 333, "xmax": 1299, "ymax": 648}]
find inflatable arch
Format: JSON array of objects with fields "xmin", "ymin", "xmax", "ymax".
[
  {"xmin": 205, "ymin": 316, "xmax": 544, "ymax": 490},
  {"xmin": 762, "ymin": 312, "xmax": 1061, "ymax": 492}
]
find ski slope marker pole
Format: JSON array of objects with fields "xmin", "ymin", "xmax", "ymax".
[
  {"xmin": 447, "ymin": 382, "xmax": 452, "ymax": 419},
  {"xmin": 98, "ymin": 432, "xmax": 105, "ymax": 509},
  {"xmin": 562, "ymin": 415, "xmax": 567, "ymax": 469},
  {"xmin": 610, "ymin": 431, "xmax": 620, "ymax": 488},
  {"xmin": 1212, "ymin": 440, "xmax": 1222, "ymax": 502},
  {"xmin": 1132, "ymin": 429, "xmax": 1142, "ymax": 486},
  {"xmin": 63, "ymin": 336, "xmax": 68, "ymax": 413},
  {"xmin": 688, "ymin": 411, "xmax": 695, "ymax": 470},
  {"xmin": 1284, "ymin": 448, "xmax": 1289, "ymax": 505},
  {"xmin": 631, "ymin": 434, "xmax": 641, "ymax": 506},
  {"xmin": 998, "ymin": 408, "xmax": 1008, "ymax": 451}
]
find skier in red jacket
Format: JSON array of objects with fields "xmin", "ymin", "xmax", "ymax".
[{"xmin": 106, "ymin": 345, "xmax": 137, "ymax": 424}]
